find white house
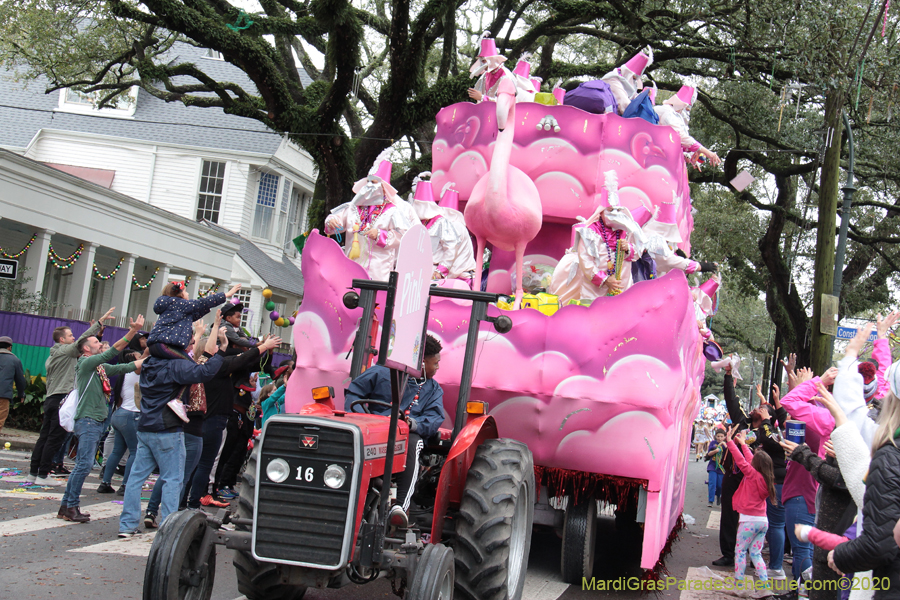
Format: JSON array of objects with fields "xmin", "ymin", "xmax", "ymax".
[{"xmin": 0, "ymin": 43, "xmax": 313, "ymax": 337}]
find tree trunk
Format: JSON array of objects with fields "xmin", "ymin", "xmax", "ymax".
[{"xmin": 809, "ymin": 89, "xmax": 845, "ymax": 374}]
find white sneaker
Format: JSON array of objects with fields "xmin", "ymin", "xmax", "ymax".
[
  {"xmin": 167, "ymin": 399, "xmax": 190, "ymax": 423},
  {"xmin": 25, "ymin": 473, "xmax": 36, "ymax": 483},
  {"xmin": 34, "ymin": 476, "xmax": 62, "ymax": 487},
  {"xmin": 767, "ymin": 568, "xmax": 786, "ymax": 579}
]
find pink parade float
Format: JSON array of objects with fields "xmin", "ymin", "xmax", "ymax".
[{"xmin": 284, "ymin": 87, "xmax": 704, "ymax": 578}]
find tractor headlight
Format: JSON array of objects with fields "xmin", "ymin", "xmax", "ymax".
[
  {"xmin": 323, "ymin": 464, "xmax": 346, "ymax": 489},
  {"xmin": 266, "ymin": 458, "xmax": 290, "ymax": 483}
]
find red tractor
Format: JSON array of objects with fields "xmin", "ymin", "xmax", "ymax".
[{"xmin": 143, "ymin": 276, "xmax": 535, "ymax": 600}]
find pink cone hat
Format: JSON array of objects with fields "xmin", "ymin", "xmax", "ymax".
[
  {"xmin": 514, "ymin": 60, "xmax": 531, "ymax": 78},
  {"xmin": 699, "ymin": 277, "xmax": 719, "ymax": 298},
  {"xmin": 439, "ymin": 189, "xmax": 459, "ymax": 211},
  {"xmin": 657, "ymin": 197, "xmax": 678, "ymax": 225},
  {"xmin": 480, "ymin": 37, "xmax": 500, "ymax": 58},
  {"xmin": 629, "ymin": 206, "xmax": 653, "ymax": 227},
  {"xmin": 414, "ymin": 179, "xmax": 435, "ymax": 203},
  {"xmin": 675, "ymin": 85, "xmax": 697, "ymax": 106},
  {"xmin": 373, "ymin": 160, "xmax": 392, "ymax": 183},
  {"xmin": 531, "ymin": 78, "xmax": 541, "ymax": 91},
  {"xmin": 624, "ymin": 50, "xmax": 652, "ymax": 76}
]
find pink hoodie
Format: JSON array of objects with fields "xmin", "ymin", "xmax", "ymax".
[{"xmin": 727, "ymin": 439, "xmax": 771, "ymax": 517}]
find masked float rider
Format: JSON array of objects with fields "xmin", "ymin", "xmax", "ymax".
[
  {"xmin": 410, "ymin": 175, "xmax": 477, "ymax": 288},
  {"xmin": 324, "ymin": 156, "xmax": 417, "ymax": 281}
]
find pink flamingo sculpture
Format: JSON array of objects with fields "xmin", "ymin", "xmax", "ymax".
[{"xmin": 465, "ymin": 78, "xmax": 543, "ymax": 308}]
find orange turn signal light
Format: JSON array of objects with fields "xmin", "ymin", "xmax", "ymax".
[
  {"xmin": 312, "ymin": 386, "xmax": 334, "ymax": 401},
  {"xmin": 465, "ymin": 401, "xmax": 488, "ymax": 415}
]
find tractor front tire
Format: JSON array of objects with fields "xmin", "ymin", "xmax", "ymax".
[
  {"xmin": 143, "ymin": 509, "xmax": 216, "ymax": 600},
  {"xmin": 454, "ymin": 438, "xmax": 535, "ymax": 600},
  {"xmin": 232, "ymin": 449, "xmax": 307, "ymax": 600},
  {"xmin": 407, "ymin": 543, "xmax": 455, "ymax": 600}
]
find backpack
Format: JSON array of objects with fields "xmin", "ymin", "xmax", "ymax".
[
  {"xmin": 59, "ymin": 371, "xmax": 95, "ymax": 433},
  {"xmin": 621, "ymin": 88, "xmax": 660, "ymax": 125},
  {"xmin": 563, "ymin": 80, "xmax": 618, "ymax": 115}
]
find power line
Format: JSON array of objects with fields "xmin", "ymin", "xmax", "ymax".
[{"xmin": 0, "ymin": 102, "xmax": 823, "ymax": 153}]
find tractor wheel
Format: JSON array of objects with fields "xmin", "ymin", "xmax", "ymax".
[
  {"xmin": 560, "ymin": 497, "xmax": 597, "ymax": 583},
  {"xmin": 232, "ymin": 449, "xmax": 308, "ymax": 600},
  {"xmin": 454, "ymin": 438, "xmax": 535, "ymax": 600},
  {"xmin": 143, "ymin": 509, "xmax": 216, "ymax": 600},
  {"xmin": 407, "ymin": 543, "xmax": 455, "ymax": 600}
]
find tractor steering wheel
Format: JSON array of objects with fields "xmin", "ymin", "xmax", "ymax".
[{"xmin": 349, "ymin": 399, "xmax": 393, "ymax": 414}]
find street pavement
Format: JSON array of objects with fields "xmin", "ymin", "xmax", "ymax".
[{"xmin": 0, "ymin": 445, "xmax": 739, "ymax": 599}]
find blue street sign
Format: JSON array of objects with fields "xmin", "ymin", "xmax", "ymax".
[{"xmin": 836, "ymin": 326, "xmax": 876, "ymax": 341}]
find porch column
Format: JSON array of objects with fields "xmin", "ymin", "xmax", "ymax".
[
  {"xmin": 145, "ymin": 263, "xmax": 171, "ymax": 318},
  {"xmin": 184, "ymin": 271, "xmax": 200, "ymax": 300},
  {"xmin": 110, "ymin": 254, "xmax": 137, "ymax": 320},
  {"xmin": 23, "ymin": 229, "xmax": 54, "ymax": 296},
  {"xmin": 64, "ymin": 241, "xmax": 98, "ymax": 312}
]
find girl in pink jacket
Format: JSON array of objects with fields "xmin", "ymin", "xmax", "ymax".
[{"xmin": 726, "ymin": 426, "xmax": 778, "ymax": 584}]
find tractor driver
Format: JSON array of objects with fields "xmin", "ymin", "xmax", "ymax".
[{"xmin": 345, "ymin": 335, "xmax": 445, "ymax": 526}]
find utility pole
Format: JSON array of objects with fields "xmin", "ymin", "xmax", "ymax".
[
  {"xmin": 809, "ymin": 89, "xmax": 845, "ymax": 374},
  {"xmin": 829, "ymin": 111, "xmax": 856, "ymax": 359}
]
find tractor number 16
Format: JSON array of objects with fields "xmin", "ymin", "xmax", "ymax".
[{"xmin": 296, "ymin": 466, "xmax": 314, "ymax": 482}]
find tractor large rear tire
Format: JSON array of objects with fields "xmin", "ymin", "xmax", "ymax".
[
  {"xmin": 232, "ymin": 449, "xmax": 307, "ymax": 600},
  {"xmin": 560, "ymin": 497, "xmax": 597, "ymax": 583},
  {"xmin": 454, "ymin": 438, "xmax": 535, "ymax": 600}
]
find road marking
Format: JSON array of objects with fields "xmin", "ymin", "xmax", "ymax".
[
  {"xmin": 71, "ymin": 531, "xmax": 157, "ymax": 557},
  {"xmin": 706, "ymin": 511, "xmax": 720, "ymax": 530},
  {"xmin": 0, "ymin": 490, "xmax": 64, "ymax": 501},
  {"xmin": 522, "ymin": 572, "xmax": 570, "ymax": 600},
  {"xmin": 0, "ymin": 501, "xmax": 125, "ymax": 536}
]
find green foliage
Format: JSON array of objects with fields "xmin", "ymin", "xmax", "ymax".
[
  {"xmin": 6, "ymin": 371, "xmax": 46, "ymax": 432},
  {"xmin": 0, "ymin": 266, "xmax": 61, "ymax": 313}
]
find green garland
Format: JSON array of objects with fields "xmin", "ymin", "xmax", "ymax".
[
  {"xmin": 48, "ymin": 243, "xmax": 84, "ymax": 270},
  {"xmin": 132, "ymin": 267, "xmax": 161, "ymax": 290},
  {"xmin": 93, "ymin": 257, "xmax": 125, "ymax": 280},
  {"xmin": 198, "ymin": 283, "xmax": 221, "ymax": 298},
  {"xmin": 1, "ymin": 233, "xmax": 36, "ymax": 259}
]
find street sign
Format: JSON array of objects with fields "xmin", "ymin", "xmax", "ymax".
[
  {"xmin": 0, "ymin": 258, "xmax": 17, "ymax": 280},
  {"xmin": 836, "ymin": 326, "xmax": 877, "ymax": 342},
  {"xmin": 384, "ymin": 224, "xmax": 432, "ymax": 376}
]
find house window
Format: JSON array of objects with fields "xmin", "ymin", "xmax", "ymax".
[
  {"xmin": 284, "ymin": 188, "xmax": 302, "ymax": 254},
  {"xmin": 204, "ymin": 49, "xmax": 224, "ymax": 60},
  {"xmin": 276, "ymin": 180, "xmax": 292, "ymax": 247},
  {"xmin": 234, "ymin": 288, "xmax": 252, "ymax": 330},
  {"xmin": 196, "ymin": 160, "xmax": 227, "ymax": 222},
  {"xmin": 58, "ymin": 86, "xmax": 139, "ymax": 118},
  {"xmin": 252, "ymin": 172, "xmax": 279, "ymax": 239}
]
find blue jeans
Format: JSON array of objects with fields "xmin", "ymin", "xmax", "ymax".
[
  {"xmin": 707, "ymin": 471, "xmax": 723, "ymax": 503},
  {"xmin": 188, "ymin": 415, "xmax": 228, "ymax": 508},
  {"xmin": 784, "ymin": 496, "xmax": 815, "ymax": 580},
  {"xmin": 147, "ymin": 432, "xmax": 202, "ymax": 515},
  {"xmin": 766, "ymin": 483, "xmax": 785, "ymax": 571},
  {"xmin": 118, "ymin": 430, "xmax": 185, "ymax": 534},
  {"xmin": 101, "ymin": 408, "xmax": 140, "ymax": 485},
  {"xmin": 60, "ymin": 417, "xmax": 104, "ymax": 508}
]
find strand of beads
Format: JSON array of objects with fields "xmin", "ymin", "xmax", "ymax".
[
  {"xmin": 198, "ymin": 283, "xmax": 220, "ymax": 298},
  {"xmin": 48, "ymin": 243, "xmax": 84, "ymax": 270},
  {"xmin": 93, "ymin": 258, "xmax": 125, "ymax": 280},
  {"xmin": 0, "ymin": 234, "xmax": 37, "ymax": 258},
  {"xmin": 132, "ymin": 267, "xmax": 161, "ymax": 290}
]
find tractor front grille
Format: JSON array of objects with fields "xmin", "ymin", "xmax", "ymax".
[{"xmin": 252, "ymin": 416, "xmax": 361, "ymax": 569}]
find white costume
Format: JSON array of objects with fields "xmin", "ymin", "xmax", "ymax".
[
  {"xmin": 549, "ymin": 172, "xmax": 639, "ymax": 303},
  {"xmin": 324, "ymin": 159, "xmax": 417, "ymax": 281},
  {"xmin": 600, "ymin": 49, "xmax": 652, "ymax": 115},
  {"xmin": 656, "ymin": 85, "xmax": 702, "ymax": 152},
  {"xmin": 412, "ymin": 177, "xmax": 476, "ymax": 285},
  {"xmin": 470, "ymin": 36, "xmax": 515, "ymax": 103}
]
